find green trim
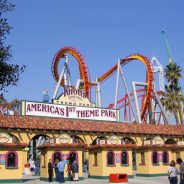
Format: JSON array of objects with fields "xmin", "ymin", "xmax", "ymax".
[
  {"xmin": 5, "ymin": 167, "xmax": 18, "ymax": 169},
  {"xmin": 89, "ymin": 175, "xmax": 134, "ymax": 179},
  {"xmin": 128, "ymin": 175, "xmax": 134, "ymax": 178},
  {"xmin": 137, "ymin": 173, "xmax": 168, "ymax": 177},
  {"xmin": 89, "ymin": 175, "xmax": 109, "ymax": 179},
  {"xmin": 0, "ymin": 179, "xmax": 23, "ymax": 183}
]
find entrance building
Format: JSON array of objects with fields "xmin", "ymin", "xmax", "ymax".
[{"xmin": 1, "ymin": 114, "xmax": 184, "ymax": 182}]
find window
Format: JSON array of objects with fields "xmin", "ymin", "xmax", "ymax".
[
  {"xmin": 52, "ymin": 152, "xmax": 62, "ymax": 163},
  {"xmin": 69, "ymin": 151, "xmax": 78, "ymax": 163},
  {"xmin": 152, "ymin": 151, "xmax": 158, "ymax": 164},
  {"xmin": 94, "ymin": 152, "xmax": 98, "ymax": 166},
  {"xmin": 163, "ymin": 151, "xmax": 169, "ymax": 164},
  {"xmin": 6, "ymin": 151, "xmax": 18, "ymax": 168},
  {"xmin": 140, "ymin": 152, "xmax": 145, "ymax": 165},
  {"xmin": 121, "ymin": 151, "xmax": 129, "ymax": 165},
  {"xmin": 107, "ymin": 151, "xmax": 115, "ymax": 165}
]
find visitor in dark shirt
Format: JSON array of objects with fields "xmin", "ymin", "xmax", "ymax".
[{"xmin": 48, "ymin": 159, "xmax": 53, "ymax": 182}]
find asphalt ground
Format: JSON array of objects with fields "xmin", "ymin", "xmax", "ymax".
[{"xmin": 19, "ymin": 175, "xmax": 170, "ymax": 184}]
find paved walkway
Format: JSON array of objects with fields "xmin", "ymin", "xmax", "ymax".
[{"xmin": 20, "ymin": 175, "xmax": 169, "ymax": 184}]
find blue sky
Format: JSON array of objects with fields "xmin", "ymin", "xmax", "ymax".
[{"xmin": 4, "ymin": 0, "xmax": 184, "ymax": 108}]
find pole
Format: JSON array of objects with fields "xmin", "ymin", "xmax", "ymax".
[
  {"xmin": 114, "ymin": 60, "xmax": 120, "ymax": 109},
  {"xmin": 119, "ymin": 61, "xmax": 138, "ymax": 122}
]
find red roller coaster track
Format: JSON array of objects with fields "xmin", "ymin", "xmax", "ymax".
[
  {"xmin": 51, "ymin": 46, "xmax": 91, "ymax": 98},
  {"xmin": 98, "ymin": 54, "xmax": 154, "ymax": 121}
]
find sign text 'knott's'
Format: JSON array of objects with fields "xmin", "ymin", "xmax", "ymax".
[{"xmin": 21, "ymin": 101, "xmax": 119, "ymax": 122}]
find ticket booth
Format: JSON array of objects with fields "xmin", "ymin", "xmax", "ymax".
[
  {"xmin": 0, "ymin": 143, "xmax": 27, "ymax": 183},
  {"xmin": 136, "ymin": 145, "xmax": 173, "ymax": 177},
  {"xmin": 38, "ymin": 143, "xmax": 86, "ymax": 181},
  {"xmin": 88, "ymin": 144, "xmax": 135, "ymax": 179}
]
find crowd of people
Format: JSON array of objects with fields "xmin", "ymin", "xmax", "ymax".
[
  {"xmin": 48, "ymin": 158, "xmax": 81, "ymax": 183},
  {"xmin": 168, "ymin": 158, "xmax": 184, "ymax": 184}
]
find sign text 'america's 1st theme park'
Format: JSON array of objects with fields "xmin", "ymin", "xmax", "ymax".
[{"xmin": 21, "ymin": 101, "xmax": 119, "ymax": 122}]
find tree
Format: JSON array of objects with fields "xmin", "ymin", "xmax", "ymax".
[
  {"xmin": 0, "ymin": 96, "xmax": 20, "ymax": 115},
  {"xmin": 0, "ymin": 0, "xmax": 25, "ymax": 95},
  {"xmin": 161, "ymin": 62, "xmax": 184, "ymax": 124}
]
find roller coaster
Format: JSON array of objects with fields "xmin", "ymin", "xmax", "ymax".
[{"xmin": 52, "ymin": 46, "xmax": 170, "ymax": 124}]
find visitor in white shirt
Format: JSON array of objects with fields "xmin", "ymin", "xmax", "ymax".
[{"xmin": 168, "ymin": 160, "xmax": 179, "ymax": 184}]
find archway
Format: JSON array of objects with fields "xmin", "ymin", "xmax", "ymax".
[
  {"xmin": 165, "ymin": 139, "xmax": 177, "ymax": 145},
  {"xmin": 28, "ymin": 134, "xmax": 50, "ymax": 162},
  {"xmin": 92, "ymin": 136, "xmax": 108, "ymax": 145}
]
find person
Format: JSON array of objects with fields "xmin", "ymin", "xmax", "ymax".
[
  {"xmin": 71, "ymin": 160, "xmax": 79, "ymax": 181},
  {"xmin": 66, "ymin": 160, "xmax": 72, "ymax": 181},
  {"xmin": 84, "ymin": 159, "xmax": 88, "ymax": 173},
  {"xmin": 48, "ymin": 159, "xmax": 53, "ymax": 182},
  {"xmin": 57, "ymin": 159, "xmax": 67, "ymax": 183},
  {"xmin": 35, "ymin": 159, "xmax": 40, "ymax": 176},
  {"xmin": 168, "ymin": 160, "xmax": 179, "ymax": 184},
  {"xmin": 29, "ymin": 159, "xmax": 36, "ymax": 175},
  {"xmin": 176, "ymin": 158, "xmax": 184, "ymax": 184},
  {"xmin": 54, "ymin": 159, "xmax": 59, "ymax": 182}
]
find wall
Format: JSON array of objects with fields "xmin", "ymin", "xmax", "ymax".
[
  {"xmin": 136, "ymin": 148, "xmax": 172, "ymax": 176},
  {"xmin": 0, "ymin": 148, "xmax": 23, "ymax": 183},
  {"xmin": 89, "ymin": 147, "xmax": 133, "ymax": 179}
]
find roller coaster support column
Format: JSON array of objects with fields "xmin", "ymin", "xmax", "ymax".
[
  {"xmin": 96, "ymin": 78, "xmax": 102, "ymax": 107},
  {"xmin": 117, "ymin": 60, "xmax": 138, "ymax": 122},
  {"xmin": 89, "ymin": 79, "xmax": 101, "ymax": 107},
  {"xmin": 132, "ymin": 82, "xmax": 147, "ymax": 123},
  {"xmin": 153, "ymin": 92, "xmax": 171, "ymax": 124},
  {"xmin": 114, "ymin": 60, "xmax": 121, "ymax": 109},
  {"xmin": 52, "ymin": 56, "xmax": 68, "ymax": 99}
]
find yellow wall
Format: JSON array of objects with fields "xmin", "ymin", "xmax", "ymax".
[
  {"xmin": 89, "ymin": 148, "xmax": 133, "ymax": 178},
  {"xmin": 136, "ymin": 148, "xmax": 173, "ymax": 175},
  {"xmin": 0, "ymin": 148, "xmax": 23, "ymax": 180}
]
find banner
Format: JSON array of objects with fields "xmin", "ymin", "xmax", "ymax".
[{"xmin": 21, "ymin": 101, "xmax": 119, "ymax": 122}]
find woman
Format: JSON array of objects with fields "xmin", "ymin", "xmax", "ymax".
[
  {"xmin": 48, "ymin": 159, "xmax": 53, "ymax": 182},
  {"xmin": 168, "ymin": 160, "xmax": 179, "ymax": 184}
]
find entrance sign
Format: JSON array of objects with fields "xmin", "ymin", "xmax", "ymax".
[
  {"xmin": 0, "ymin": 133, "xmax": 10, "ymax": 144},
  {"xmin": 53, "ymin": 88, "xmax": 95, "ymax": 107},
  {"xmin": 108, "ymin": 135, "xmax": 120, "ymax": 144},
  {"xmin": 57, "ymin": 134, "xmax": 71, "ymax": 144},
  {"xmin": 177, "ymin": 141, "xmax": 184, "ymax": 146},
  {"xmin": 21, "ymin": 101, "xmax": 119, "ymax": 122},
  {"xmin": 153, "ymin": 136, "xmax": 163, "ymax": 145}
]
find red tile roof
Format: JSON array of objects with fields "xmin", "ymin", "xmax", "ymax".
[{"xmin": 0, "ymin": 115, "xmax": 183, "ymax": 136}]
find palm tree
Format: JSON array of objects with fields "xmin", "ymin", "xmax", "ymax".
[{"xmin": 161, "ymin": 62, "xmax": 184, "ymax": 124}]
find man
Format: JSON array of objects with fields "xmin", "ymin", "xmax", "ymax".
[
  {"xmin": 57, "ymin": 159, "xmax": 67, "ymax": 183},
  {"xmin": 176, "ymin": 158, "xmax": 184, "ymax": 184},
  {"xmin": 48, "ymin": 159, "xmax": 53, "ymax": 182}
]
